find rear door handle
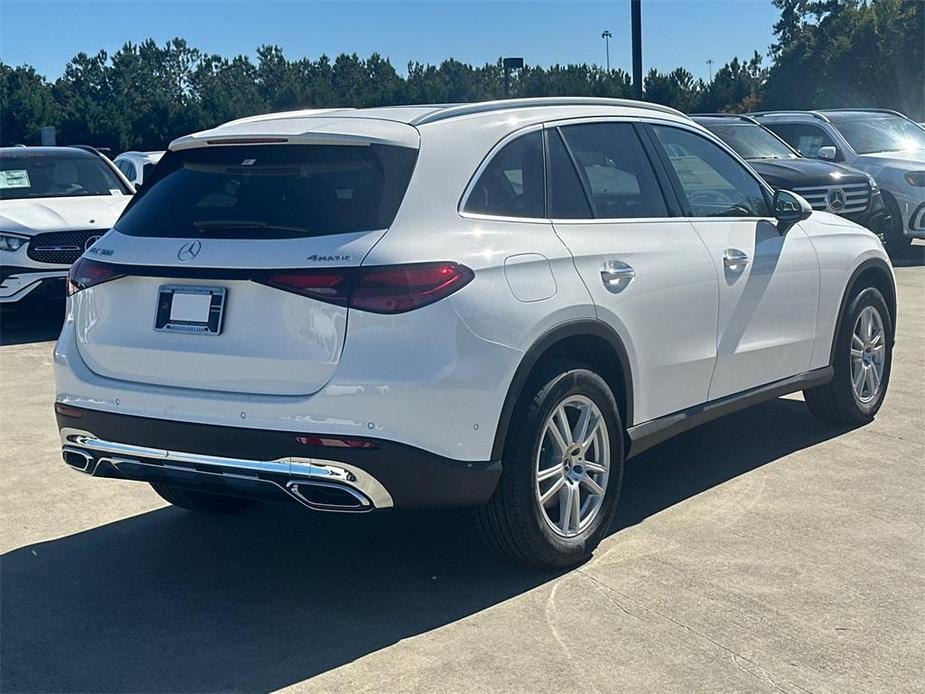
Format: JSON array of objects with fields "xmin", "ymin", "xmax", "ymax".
[
  {"xmin": 723, "ymin": 248, "xmax": 749, "ymax": 272},
  {"xmin": 600, "ymin": 260, "xmax": 635, "ymax": 293}
]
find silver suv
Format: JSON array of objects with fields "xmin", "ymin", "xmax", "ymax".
[{"xmin": 754, "ymin": 109, "xmax": 925, "ymax": 252}]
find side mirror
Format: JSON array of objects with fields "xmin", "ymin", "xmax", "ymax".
[
  {"xmin": 773, "ymin": 190, "xmax": 812, "ymax": 234},
  {"xmin": 817, "ymin": 145, "xmax": 837, "ymax": 161}
]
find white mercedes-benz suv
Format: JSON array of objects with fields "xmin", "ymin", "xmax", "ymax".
[
  {"xmin": 1, "ymin": 146, "xmax": 133, "ymax": 305},
  {"xmin": 55, "ymin": 99, "xmax": 896, "ymax": 568}
]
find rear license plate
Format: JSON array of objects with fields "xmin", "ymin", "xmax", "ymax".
[{"xmin": 154, "ymin": 285, "xmax": 226, "ymax": 335}]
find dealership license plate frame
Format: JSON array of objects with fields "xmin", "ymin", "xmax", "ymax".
[{"xmin": 154, "ymin": 285, "xmax": 227, "ymax": 335}]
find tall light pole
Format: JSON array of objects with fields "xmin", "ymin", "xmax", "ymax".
[
  {"xmin": 631, "ymin": 0, "xmax": 642, "ymax": 99},
  {"xmin": 601, "ymin": 30, "xmax": 613, "ymax": 71},
  {"xmin": 706, "ymin": 58, "xmax": 714, "ymax": 81}
]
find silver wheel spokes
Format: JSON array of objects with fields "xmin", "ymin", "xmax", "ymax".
[
  {"xmin": 535, "ymin": 395, "xmax": 610, "ymax": 538},
  {"xmin": 850, "ymin": 305, "xmax": 886, "ymax": 403}
]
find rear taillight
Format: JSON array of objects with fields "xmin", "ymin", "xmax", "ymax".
[
  {"xmin": 260, "ymin": 262, "xmax": 473, "ymax": 314},
  {"xmin": 263, "ymin": 270, "xmax": 351, "ymax": 307},
  {"xmin": 67, "ymin": 257, "xmax": 124, "ymax": 295}
]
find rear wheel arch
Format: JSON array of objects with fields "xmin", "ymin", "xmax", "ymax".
[
  {"xmin": 491, "ymin": 321, "xmax": 633, "ymax": 461},
  {"xmin": 829, "ymin": 257, "xmax": 896, "ymax": 366}
]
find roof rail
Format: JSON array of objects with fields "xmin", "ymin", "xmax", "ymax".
[
  {"xmin": 412, "ymin": 97, "xmax": 688, "ymax": 125},
  {"xmin": 819, "ymin": 107, "xmax": 913, "ymax": 120},
  {"xmin": 750, "ymin": 110, "xmax": 831, "ymax": 123},
  {"xmin": 690, "ymin": 112, "xmax": 759, "ymax": 124},
  {"xmin": 69, "ymin": 144, "xmax": 115, "ymax": 160}
]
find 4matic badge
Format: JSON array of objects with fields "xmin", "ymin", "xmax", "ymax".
[{"xmin": 307, "ymin": 254, "xmax": 352, "ymax": 262}]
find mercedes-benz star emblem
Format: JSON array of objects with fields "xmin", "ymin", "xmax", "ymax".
[
  {"xmin": 826, "ymin": 188, "xmax": 847, "ymax": 213},
  {"xmin": 84, "ymin": 235, "xmax": 102, "ymax": 251},
  {"xmin": 177, "ymin": 240, "xmax": 202, "ymax": 262}
]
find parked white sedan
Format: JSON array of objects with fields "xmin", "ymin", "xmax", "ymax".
[{"xmin": 0, "ymin": 146, "xmax": 133, "ymax": 305}]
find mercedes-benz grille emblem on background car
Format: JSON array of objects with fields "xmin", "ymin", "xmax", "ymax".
[
  {"xmin": 177, "ymin": 240, "xmax": 202, "ymax": 262},
  {"xmin": 84, "ymin": 235, "xmax": 102, "ymax": 251},
  {"xmin": 826, "ymin": 188, "xmax": 847, "ymax": 213}
]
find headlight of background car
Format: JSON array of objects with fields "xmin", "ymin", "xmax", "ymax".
[
  {"xmin": 904, "ymin": 171, "xmax": 925, "ymax": 187},
  {"xmin": 866, "ymin": 174, "xmax": 879, "ymax": 192},
  {"xmin": 0, "ymin": 233, "xmax": 28, "ymax": 252}
]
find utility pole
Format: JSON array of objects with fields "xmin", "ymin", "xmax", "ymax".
[
  {"xmin": 631, "ymin": 0, "xmax": 642, "ymax": 99},
  {"xmin": 706, "ymin": 58, "xmax": 714, "ymax": 81},
  {"xmin": 601, "ymin": 30, "xmax": 613, "ymax": 71},
  {"xmin": 502, "ymin": 57, "xmax": 524, "ymax": 99}
]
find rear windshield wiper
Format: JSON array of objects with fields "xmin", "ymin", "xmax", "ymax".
[{"xmin": 192, "ymin": 220, "xmax": 311, "ymax": 234}]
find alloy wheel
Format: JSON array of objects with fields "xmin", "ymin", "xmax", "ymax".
[
  {"xmin": 534, "ymin": 395, "xmax": 610, "ymax": 537},
  {"xmin": 850, "ymin": 305, "xmax": 886, "ymax": 403}
]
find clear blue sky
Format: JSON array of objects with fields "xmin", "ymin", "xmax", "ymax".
[{"xmin": 0, "ymin": 0, "xmax": 779, "ymax": 81}]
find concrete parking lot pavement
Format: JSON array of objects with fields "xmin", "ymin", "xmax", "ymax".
[{"xmin": 1, "ymin": 264, "xmax": 923, "ymax": 694}]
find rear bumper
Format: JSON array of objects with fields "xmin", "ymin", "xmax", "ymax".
[{"xmin": 56, "ymin": 405, "xmax": 501, "ymax": 510}]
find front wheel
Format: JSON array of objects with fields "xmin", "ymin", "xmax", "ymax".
[
  {"xmin": 882, "ymin": 195, "xmax": 912, "ymax": 255},
  {"xmin": 150, "ymin": 483, "xmax": 257, "ymax": 513},
  {"xmin": 804, "ymin": 287, "xmax": 893, "ymax": 424},
  {"xmin": 475, "ymin": 360, "xmax": 624, "ymax": 568}
]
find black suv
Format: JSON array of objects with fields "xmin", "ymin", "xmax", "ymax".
[{"xmin": 693, "ymin": 114, "xmax": 891, "ymax": 240}]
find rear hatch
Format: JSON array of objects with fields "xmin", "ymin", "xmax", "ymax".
[{"xmin": 71, "ymin": 134, "xmax": 418, "ymax": 396}]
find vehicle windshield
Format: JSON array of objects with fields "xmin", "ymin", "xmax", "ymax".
[
  {"xmin": 827, "ymin": 113, "xmax": 925, "ymax": 154},
  {"xmin": 115, "ymin": 144, "xmax": 418, "ymax": 238},
  {"xmin": 0, "ymin": 149, "xmax": 131, "ymax": 200},
  {"xmin": 702, "ymin": 122, "xmax": 799, "ymax": 160}
]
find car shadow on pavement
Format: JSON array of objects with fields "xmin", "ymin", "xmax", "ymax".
[
  {"xmin": 0, "ymin": 398, "xmax": 856, "ymax": 692},
  {"xmin": 0, "ymin": 299, "xmax": 65, "ymax": 346}
]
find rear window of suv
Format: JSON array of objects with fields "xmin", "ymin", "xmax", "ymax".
[{"xmin": 115, "ymin": 144, "xmax": 418, "ymax": 238}]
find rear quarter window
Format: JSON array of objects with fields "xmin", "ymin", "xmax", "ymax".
[
  {"xmin": 115, "ymin": 144, "xmax": 418, "ymax": 238},
  {"xmin": 463, "ymin": 131, "xmax": 545, "ymax": 219}
]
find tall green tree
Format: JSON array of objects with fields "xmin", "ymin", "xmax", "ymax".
[
  {"xmin": 763, "ymin": 0, "xmax": 924, "ymax": 119},
  {"xmin": 3, "ymin": 1, "xmax": 922, "ymax": 151},
  {"xmin": 644, "ymin": 67, "xmax": 699, "ymax": 112},
  {"xmin": 0, "ymin": 64, "xmax": 58, "ymax": 145}
]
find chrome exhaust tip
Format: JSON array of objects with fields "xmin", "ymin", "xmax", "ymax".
[
  {"xmin": 62, "ymin": 447, "xmax": 96, "ymax": 474},
  {"xmin": 286, "ymin": 480, "xmax": 373, "ymax": 512}
]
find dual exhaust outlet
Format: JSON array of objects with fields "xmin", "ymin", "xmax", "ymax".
[{"xmin": 61, "ymin": 433, "xmax": 393, "ymax": 513}]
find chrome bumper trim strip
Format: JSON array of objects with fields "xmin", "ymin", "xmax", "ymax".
[{"xmin": 60, "ymin": 428, "xmax": 393, "ymax": 510}]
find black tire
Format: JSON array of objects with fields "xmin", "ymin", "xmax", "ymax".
[
  {"xmin": 804, "ymin": 287, "xmax": 893, "ymax": 425},
  {"xmin": 475, "ymin": 360, "xmax": 624, "ymax": 569},
  {"xmin": 882, "ymin": 194, "xmax": 912, "ymax": 256},
  {"xmin": 150, "ymin": 483, "xmax": 257, "ymax": 513}
]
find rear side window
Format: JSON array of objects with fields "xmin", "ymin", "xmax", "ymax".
[
  {"xmin": 559, "ymin": 123, "xmax": 668, "ymax": 219},
  {"xmin": 652, "ymin": 125, "xmax": 772, "ymax": 218},
  {"xmin": 763, "ymin": 123, "xmax": 837, "ymax": 159},
  {"xmin": 464, "ymin": 131, "xmax": 545, "ymax": 218},
  {"xmin": 115, "ymin": 144, "xmax": 418, "ymax": 238},
  {"xmin": 546, "ymin": 129, "xmax": 593, "ymax": 219}
]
